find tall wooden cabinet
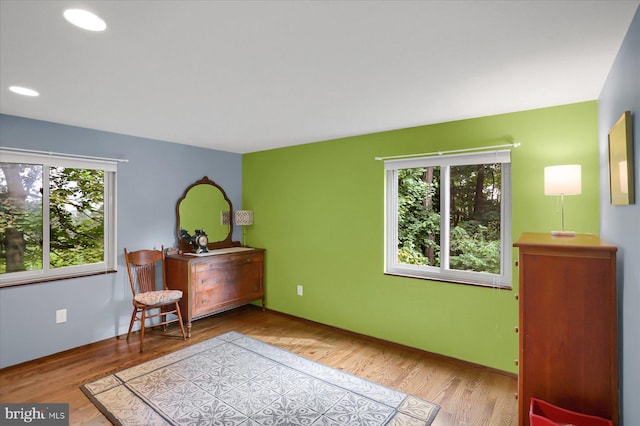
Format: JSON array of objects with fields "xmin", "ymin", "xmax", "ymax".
[
  {"xmin": 514, "ymin": 233, "xmax": 618, "ymax": 426},
  {"xmin": 166, "ymin": 248, "xmax": 265, "ymax": 337}
]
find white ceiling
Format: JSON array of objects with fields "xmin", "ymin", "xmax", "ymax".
[{"xmin": 1, "ymin": 1, "xmax": 638, "ymax": 154}]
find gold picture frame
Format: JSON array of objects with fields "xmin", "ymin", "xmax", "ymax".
[{"xmin": 608, "ymin": 111, "xmax": 635, "ymax": 205}]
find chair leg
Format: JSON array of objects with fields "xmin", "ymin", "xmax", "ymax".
[
  {"xmin": 175, "ymin": 302, "xmax": 187, "ymax": 340},
  {"xmin": 162, "ymin": 308, "xmax": 168, "ymax": 331},
  {"xmin": 139, "ymin": 309, "xmax": 146, "ymax": 353},
  {"xmin": 126, "ymin": 308, "xmax": 137, "ymax": 342}
]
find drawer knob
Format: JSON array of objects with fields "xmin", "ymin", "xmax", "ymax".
[
  {"xmin": 514, "ymin": 327, "xmax": 519, "ymax": 333},
  {"xmin": 514, "ymin": 360, "xmax": 519, "ymax": 366},
  {"xmin": 514, "ymin": 294, "xmax": 519, "ymax": 300}
]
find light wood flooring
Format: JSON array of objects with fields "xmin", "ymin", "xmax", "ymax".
[{"xmin": 0, "ymin": 306, "xmax": 517, "ymax": 425}]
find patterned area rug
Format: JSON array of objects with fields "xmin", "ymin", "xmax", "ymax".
[{"xmin": 81, "ymin": 332, "xmax": 440, "ymax": 425}]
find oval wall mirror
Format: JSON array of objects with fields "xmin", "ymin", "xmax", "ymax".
[{"xmin": 175, "ymin": 176, "xmax": 239, "ymax": 251}]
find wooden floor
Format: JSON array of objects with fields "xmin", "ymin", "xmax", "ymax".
[{"xmin": 0, "ymin": 306, "xmax": 517, "ymax": 425}]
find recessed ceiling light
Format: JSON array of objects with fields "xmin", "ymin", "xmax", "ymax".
[
  {"xmin": 63, "ymin": 8, "xmax": 107, "ymax": 32},
  {"xmin": 9, "ymin": 86, "xmax": 40, "ymax": 97}
]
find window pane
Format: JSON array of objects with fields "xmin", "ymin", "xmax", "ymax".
[
  {"xmin": 397, "ymin": 167, "xmax": 441, "ymax": 266},
  {"xmin": 449, "ymin": 163, "xmax": 501, "ymax": 274},
  {"xmin": 49, "ymin": 167, "xmax": 104, "ymax": 268},
  {"xmin": 0, "ymin": 163, "xmax": 44, "ymax": 274}
]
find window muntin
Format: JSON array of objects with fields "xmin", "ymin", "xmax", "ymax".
[
  {"xmin": 385, "ymin": 150, "xmax": 511, "ymax": 288},
  {"xmin": 0, "ymin": 151, "xmax": 116, "ymax": 286}
]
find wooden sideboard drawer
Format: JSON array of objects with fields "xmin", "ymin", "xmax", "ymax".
[
  {"xmin": 166, "ymin": 248, "xmax": 265, "ymax": 337},
  {"xmin": 193, "ymin": 253, "xmax": 262, "ymax": 273}
]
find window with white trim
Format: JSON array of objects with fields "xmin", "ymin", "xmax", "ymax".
[
  {"xmin": 385, "ymin": 150, "xmax": 511, "ymax": 288},
  {"xmin": 0, "ymin": 151, "xmax": 117, "ymax": 286}
]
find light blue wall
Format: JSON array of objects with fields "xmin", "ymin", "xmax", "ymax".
[
  {"xmin": 0, "ymin": 114, "xmax": 242, "ymax": 368},
  {"xmin": 597, "ymin": 6, "xmax": 640, "ymax": 426}
]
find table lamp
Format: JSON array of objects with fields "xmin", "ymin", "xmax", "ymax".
[
  {"xmin": 235, "ymin": 210, "xmax": 253, "ymax": 246},
  {"xmin": 544, "ymin": 164, "xmax": 581, "ymax": 236}
]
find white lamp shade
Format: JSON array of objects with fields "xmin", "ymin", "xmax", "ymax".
[
  {"xmin": 544, "ymin": 165, "xmax": 582, "ymax": 195},
  {"xmin": 235, "ymin": 210, "xmax": 253, "ymax": 226}
]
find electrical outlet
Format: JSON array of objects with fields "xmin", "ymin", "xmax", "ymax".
[
  {"xmin": 297, "ymin": 285, "xmax": 303, "ymax": 296},
  {"xmin": 56, "ymin": 309, "xmax": 67, "ymax": 324}
]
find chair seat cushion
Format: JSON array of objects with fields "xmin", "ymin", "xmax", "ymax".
[{"xmin": 135, "ymin": 290, "xmax": 183, "ymax": 306}]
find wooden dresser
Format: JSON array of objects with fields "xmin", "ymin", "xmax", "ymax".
[
  {"xmin": 165, "ymin": 247, "xmax": 265, "ymax": 337},
  {"xmin": 513, "ymin": 233, "xmax": 618, "ymax": 426}
]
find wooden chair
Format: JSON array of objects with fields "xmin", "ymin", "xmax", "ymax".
[{"xmin": 123, "ymin": 246, "xmax": 187, "ymax": 352}]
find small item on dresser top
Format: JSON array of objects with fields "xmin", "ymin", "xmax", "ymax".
[
  {"xmin": 179, "ymin": 228, "xmax": 209, "ymax": 254},
  {"xmin": 165, "ymin": 246, "xmax": 180, "ymax": 256}
]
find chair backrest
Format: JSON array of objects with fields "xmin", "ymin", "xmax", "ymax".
[{"xmin": 123, "ymin": 247, "xmax": 166, "ymax": 296}]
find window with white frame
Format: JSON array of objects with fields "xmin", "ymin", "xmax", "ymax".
[
  {"xmin": 0, "ymin": 151, "xmax": 117, "ymax": 286},
  {"xmin": 385, "ymin": 150, "xmax": 511, "ymax": 288}
]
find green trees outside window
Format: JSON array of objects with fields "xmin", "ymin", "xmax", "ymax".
[
  {"xmin": 0, "ymin": 163, "xmax": 43, "ymax": 273},
  {"xmin": 1, "ymin": 163, "xmax": 105, "ymax": 274},
  {"xmin": 397, "ymin": 164, "xmax": 502, "ymax": 274},
  {"xmin": 49, "ymin": 167, "xmax": 105, "ymax": 268}
]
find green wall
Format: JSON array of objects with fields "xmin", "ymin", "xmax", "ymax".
[{"xmin": 242, "ymin": 101, "xmax": 599, "ymax": 373}]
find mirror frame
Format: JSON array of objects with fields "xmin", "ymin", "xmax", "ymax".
[{"xmin": 175, "ymin": 176, "xmax": 240, "ymax": 252}]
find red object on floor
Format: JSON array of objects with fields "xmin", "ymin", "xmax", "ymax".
[{"xmin": 529, "ymin": 398, "xmax": 614, "ymax": 426}]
